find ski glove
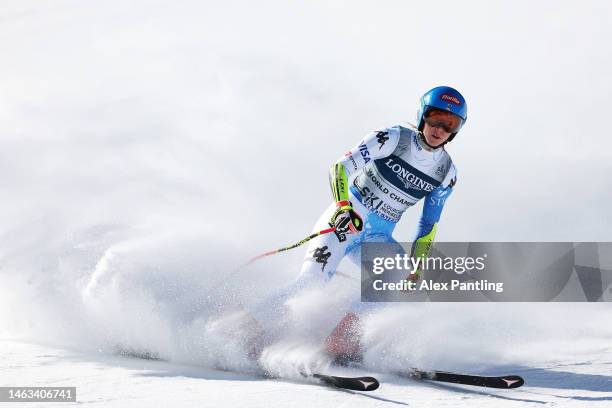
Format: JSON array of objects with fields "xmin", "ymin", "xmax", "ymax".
[{"xmin": 330, "ymin": 200, "xmax": 363, "ymax": 234}]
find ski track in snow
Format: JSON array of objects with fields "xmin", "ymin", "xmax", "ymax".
[{"xmin": 1, "ymin": 340, "xmax": 611, "ymax": 407}]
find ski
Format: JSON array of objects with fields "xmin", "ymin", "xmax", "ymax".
[
  {"xmin": 311, "ymin": 373, "xmax": 380, "ymax": 391},
  {"xmin": 398, "ymin": 369, "xmax": 524, "ymax": 389}
]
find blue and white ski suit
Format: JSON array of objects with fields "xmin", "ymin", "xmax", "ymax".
[{"xmin": 299, "ymin": 124, "xmax": 457, "ymax": 284}]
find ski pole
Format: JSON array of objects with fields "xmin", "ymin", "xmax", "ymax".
[
  {"xmin": 244, "ymin": 226, "xmax": 337, "ymax": 266},
  {"xmin": 203, "ymin": 227, "xmax": 338, "ymax": 300}
]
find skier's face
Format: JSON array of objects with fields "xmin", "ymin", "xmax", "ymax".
[
  {"xmin": 422, "ymin": 110, "xmax": 460, "ymax": 147},
  {"xmin": 422, "ymin": 122, "xmax": 452, "ymax": 147}
]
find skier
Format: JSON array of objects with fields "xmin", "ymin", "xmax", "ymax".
[{"xmin": 249, "ymin": 86, "xmax": 467, "ymax": 362}]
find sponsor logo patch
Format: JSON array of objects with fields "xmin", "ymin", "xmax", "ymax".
[
  {"xmin": 375, "ymin": 131, "xmax": 389, "ymax": 150},
  {"xmin": 358, "ymin": 141, "xmax": 371, "ymax": 164},
  {"xmin": 441, "ymin": 94, "xmax": 461, "ymax": 105},
  {"xmin": 313, "ymin": 246, "xmax": 332, "ymax": 271},
  {"xmin": 384, "ymin": 158, "xmax": 436, "ymax": 193},
  {"xmin": 346, "ymin": 153, "xmax": 358, "ymax": 170},
  {"xmin": 329, "ymin": 221, "xmax": 347, "ymax": 242}
]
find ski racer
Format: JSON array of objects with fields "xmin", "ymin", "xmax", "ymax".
[{"xmin": 251, "ymin": 86, "xmax": 468, "ymax": 362}]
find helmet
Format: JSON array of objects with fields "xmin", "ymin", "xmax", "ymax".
[{"xmin": 416, "ymin": 86, "xmax": 467, "ymax": 143}]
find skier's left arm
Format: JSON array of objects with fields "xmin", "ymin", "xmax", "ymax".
[{"xmin": 409, "ymin": 165, "xmax": 457, "ymax": 280}]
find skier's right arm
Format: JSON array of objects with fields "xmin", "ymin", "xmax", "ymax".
[
  {"xmin": 329, "ymin": 127, "xmax": 401, "ymax": 200},
  {"xmin": 328, "ymin": 127, "xmax": 400, "ymax": 233}
]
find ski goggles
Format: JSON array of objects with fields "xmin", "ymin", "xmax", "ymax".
[{"xmin": 424, "ymin": 109, "xmax": 463, "ymax": 133}]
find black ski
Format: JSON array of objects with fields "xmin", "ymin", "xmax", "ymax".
[
  {"xmin": 311, "ymin": 373, "xmax": 380, "ymax": 391},
  {"xmin": 399, "ymin": 369, "xmax": 524, "ymax": 389}
]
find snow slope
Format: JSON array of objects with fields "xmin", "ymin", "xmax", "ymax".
[{"xmin": 2, "ymin": 340, "xmax": 612, "ymax": 407}]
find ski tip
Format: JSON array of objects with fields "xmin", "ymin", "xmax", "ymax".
[
  {"xmin": 500, "ymin": 375, "xmax": 524, "ymax": 389},
  {"xmin": 354, "ymin": 376, "xmax": 380, "ymax": 391},
  {"xmin": 313, "ymin": 374, "xmax": 380, "ymax": 391}
]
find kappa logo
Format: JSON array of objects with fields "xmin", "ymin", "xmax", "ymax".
[
  {"xmin": 313, "ymin": 246, "xmax": 332, "ymax": 271},
  {"xmin": 375, "ymin": 131, "xmax": 389, "ymax": 150},
  {"xmin": 435, "ymin": 164, "xmax": 446, "ymax": 176}
]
